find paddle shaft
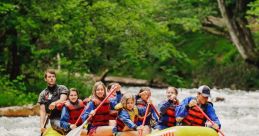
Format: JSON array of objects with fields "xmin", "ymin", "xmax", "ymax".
[
  {"xmin": 40, "ymin": 114, "xmax": 49, "ymax": 136},
  {"xmin": 150, "ymin": 104, "xmax": 160, "ymax": 118},
  {"xmin": 74, "ymin": 105, "xmax": 87, "ymax": 126},
  {"xmin": 195, "ymin": 105, "xmax": 225, "ymax": 136},
  {"xmin": 139, "ymin": 103, "xmax": 151, "ymax": 136}
]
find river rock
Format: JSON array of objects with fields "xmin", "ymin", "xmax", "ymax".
[
  {"xmin": 0, "ymin": 104, "xmax": 39, "ymax": 117},
  {"xmin": 214, "ymin": 96, "xmax": 225, "ymax": 102}
]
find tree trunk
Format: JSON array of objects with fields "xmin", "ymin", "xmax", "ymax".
[
  {"xmin": 8, "ymin": 29, "xmax": 20, "ymax": 80},
  {"xmin": 217, "ymin": 0, "xmax": 259, "ymax": 67}
]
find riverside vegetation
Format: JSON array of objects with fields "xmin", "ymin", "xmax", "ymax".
[{"xmin": 1, "ymin": 0, "xmax": 259, "ymax": 106}]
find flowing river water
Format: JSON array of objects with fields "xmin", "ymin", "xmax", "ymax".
[{"xmin": 0, "ymin": 87, "xmax": 259, "ymax": 136}]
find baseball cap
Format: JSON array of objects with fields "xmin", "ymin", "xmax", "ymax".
[{"xmin": 197, "ymin": 85, "xmax": 211, "ymax": 97}]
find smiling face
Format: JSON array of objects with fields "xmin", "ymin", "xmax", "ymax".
[
  {"xmin": 126, "ymin": 98, "xmax": 134, "ymax": 111},
  {"xmin": 69, "ymin": 90, "xmax": 78, "ymax": 103},
  {"xmin": 44, "ymin": 72, "xmax": 56, "ymax": 87},
  {"xmin": 166, "ymin": 87, "xmax": 178, "ymax": 99},
  {"xmin": 95, "ymin": 84, "xmax": 105, "ymax": 98}
]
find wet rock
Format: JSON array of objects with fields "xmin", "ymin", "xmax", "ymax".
[
  {"xmin": 0, "ymin": 104, "xmax": 39, "ymax": 117},
  {"xmin": 214, "ymin": 97, "xmax": 225, "ymax": 102}
]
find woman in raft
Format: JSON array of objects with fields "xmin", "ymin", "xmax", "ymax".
[
  {"xmin": 81, "ymin": 81, "xmax": 122, "ymax": 136},
  {"xmin": 135, "ymin": 87, "xmax": 159, "ymax": 133},
  {"xmin": 59, "ymin": 88, "xmax": 88, "ymax": 135},
  {"xmin": 112, "ymin": 93, "xmax": 151, "ymax": 136}
]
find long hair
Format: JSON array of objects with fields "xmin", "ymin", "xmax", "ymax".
[
  {"xmin": 121, "ymin": 93, "xmax": 135, "ymax": 109},
  {"xmin": 92, "ymin": 81, "xmax": 107, "ymax": 99}
]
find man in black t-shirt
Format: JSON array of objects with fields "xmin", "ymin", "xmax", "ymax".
[{"xmin": 38, "ymin": 69, "xmax": 68, "ymax": 134}]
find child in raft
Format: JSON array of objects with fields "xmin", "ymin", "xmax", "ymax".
[
  {"xmin": 113, "ymin": 93, "xmax": 149, "ymax": 136},
  {"xmin": 59, "ymin": 88, "xmax": 88, "ymax": 135},
  {"xmin": 135, "ymin": 87, "xmax": 159, "ymax": 133},
  {"xmin": 81, "ymin": 81, "xmax": 122, "ymax": 136},
  {"xmin": 154, "ymin": 87, "xmax": 179, "ymax": 130}
]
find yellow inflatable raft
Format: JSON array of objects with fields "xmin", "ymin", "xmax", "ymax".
[
  {"xmin": 43, "ymin": 127, "xmax": 63, "ymax": 136},
  {"xmin": 147, "ymin": 126, "xmax": 218, "ymax": 136}
]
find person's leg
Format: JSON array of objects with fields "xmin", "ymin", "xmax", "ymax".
[{"xmin": 50, "ymin": 118, "xmax": 67, "ymax": 135}]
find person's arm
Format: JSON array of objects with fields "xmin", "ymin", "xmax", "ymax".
[
  {"xmin": 49, "ymin": 94, "xmax": 68, "ymax": 110},
  {"xmin": 159, "ymin": 100, "xmax": 172, "ymax": 115},
  {"xmin": 119, "ymin": 110, "xmax": 137, "ymax": 130},
  {"xmin": 39, "ymin": 104, "xmax": 46, "ymax": 132},
  {"xmin": 60, "ymin": 106, "xmax": 70, "ymax": 129},
  {"xmin": 115, "ymin": 91, "xmax": 122, "ymax": 103},
  {"xmin": 206, "ymin": 104, "xmax": 221, "ymax": 129},
  {"xmin": 175, "ymin": 97, "xmax": 193, "ymax": 122},
  {"xmin": 110, "ymin": 92, "xmax": 122, "ymax": 110},
  {"xmin": 81, "ymin": 101, "xmax": 95, "ymax": 122}
]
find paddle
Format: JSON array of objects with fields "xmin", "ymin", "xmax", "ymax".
[
  {"xmin": 66, "ymin": 85, "xmax": 118, "ymax": 136},
  {"xmin": 139, "ymin": 103, "xmax": 151, "ymax": 136},
  {"xmin": 150, "ymin": 104, "xmax": 160, "ymax": 118},
  {"xmin": 195, "ymin": 105, "xmax": 225, "ymax": 136},
  {"xmin": 40, "ymin": 114, "xmax": 50, "ymax": 136},
  {"xmin": 74, "ymin": 104, "xmax": 88, "ymax": 126}
]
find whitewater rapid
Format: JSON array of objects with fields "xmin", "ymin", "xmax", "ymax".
[{"xmin": 0, "ymin": 87, "xmax": 259, "ymax": 136}]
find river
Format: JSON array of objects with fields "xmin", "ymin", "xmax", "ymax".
[{"xmin": 0, "ymin": 87, "xmax": 259, "ymax": 136}]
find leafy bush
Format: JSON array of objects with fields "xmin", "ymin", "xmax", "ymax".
[
  {"xmin": 56, "ymin": 71, "xmax": 94, "ymax": 99},
  {"xmin": 0, "ymin": 75, "xmax": 38, "ymax": 106}
]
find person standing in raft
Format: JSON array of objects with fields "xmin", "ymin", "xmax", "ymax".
[
  {"xmin": 135, "ymin": 87, "xmax": 159, "ymax": 132},
  {"xmin": 59, "ymin": 88, "xmax": 88, "ymax": 135},
  {"xmin": 154, "ymin": 87, "xmax": 179, "ymax": 130},
  {"xmin": 175, "ymin": 85, "xmax": 221, "ymax": 130},
  {"xmin": 81, "ymin": 81, "xmax": 122, "ymax": 136},
  {"xmin": 37, "ymin": 69, "xmax": 69, "ymax": 134}
]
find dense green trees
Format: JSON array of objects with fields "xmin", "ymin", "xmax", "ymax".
[{"xmin": 0, "ymin": 0, "xmax": 259, "ymax": 106}]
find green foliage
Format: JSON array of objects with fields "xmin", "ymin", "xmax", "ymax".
[
  {"xmin": 0, "ymin": 75, "xmax": 37, "ymax": 106},
  {"xmin": 247, "ymin": 0, "xmax": 259, "ymax": 18},
  {"xmin": 1, "ymin": 0, "xmax": 259, "ymax": 107},
  {"xmin": 56, "ymin": 71, "xmax": 94, "ymax": 99}
]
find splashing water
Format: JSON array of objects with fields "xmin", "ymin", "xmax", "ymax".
[{"xmin": 0, "ymin": 87, "xmax": 259, "ymax": 136}]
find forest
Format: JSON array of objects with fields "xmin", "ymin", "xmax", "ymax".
[{"xmin": 0, "ymin": 0, "xmax": 259, "ymax": 106}]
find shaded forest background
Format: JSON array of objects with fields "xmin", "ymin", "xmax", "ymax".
[{"xmin": 1, "ymin": 0, "xmax": 259, "ymax": 106}]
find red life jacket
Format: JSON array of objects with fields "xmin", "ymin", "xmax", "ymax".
[
  {"xmin": 182, "ymin": 105, "xmax": 207, "ymax": 126},
  {"xmin": 91, "ymin": 98, "xmax": 111, "ymax": 126},
  {"xmin": 65, "ymin": 99, "xmax": 85, "ymax": 126},
  {"xmin": 163, "ymin": 102, "xmax": 178, "ymax": 127},
  {"xmin": 109, "ymin": 110, "xmax": 118, "ymax": 120},
  {"xmin": 116, "ymin": 110, "xmax": 138, "ymax": 132}
]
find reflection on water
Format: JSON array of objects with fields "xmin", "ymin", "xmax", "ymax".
[{"xmin": 0, "ymin": 87, "xmax": 259, "ymax": 136}]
